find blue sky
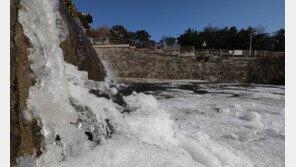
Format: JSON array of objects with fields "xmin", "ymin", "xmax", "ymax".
[{"xmin": 72, "ymin": 0, "xmax": 285, "ymax": 41}]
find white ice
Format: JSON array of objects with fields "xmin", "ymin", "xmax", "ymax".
[
  {"xmin": 16, "ymin": 0, "xmax": 284, "ymax": 166},
  {"xmin": 154, "ymin": 83, "xmax": 285, "ymax": 167}
]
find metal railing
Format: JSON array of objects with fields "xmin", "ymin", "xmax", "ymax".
[{"xmin": 90, "ymin": 38, "xmax": 285, "ymax": 57}]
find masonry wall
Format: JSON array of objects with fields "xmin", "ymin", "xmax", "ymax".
[{"xmin": 95, "ymin": 47, "xmax": 285, "ymax": 85}]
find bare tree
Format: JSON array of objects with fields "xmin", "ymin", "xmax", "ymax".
[
  {"xmin": 255, "ymin": 25, "xmax": 267, "ymax": 34},
  {"xmin": 88, "ymin": 25, "xmax": 111, "ymax": 39},
  {"xmin": 159, "ymin": 36, "xmax": 176, "ymax": 47}
]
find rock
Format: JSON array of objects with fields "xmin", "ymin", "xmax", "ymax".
[
  {"xmin": 10, "ymin": 0, "xmax": 106, "ymax": 164},
  {"xmin": 58, "ymin": 0, "xmax": 106, "ymax": 82},
  {"xmin": 10, "ymin": 0, "xmax": 43, "ymax": 164},
  {"xmin": 84, "ymin": 132, "xmax": 94, "ymax": 141}
]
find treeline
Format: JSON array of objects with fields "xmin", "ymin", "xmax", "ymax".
[
  {"xmin": 67, "ymin": 0, "xmax": 284, "ymax": 51},
  {"xmin": 89, "ymin": 25, "xmax": 285, "ymax": 51},
  {"xmin": 88, "ymin": 25, "xmax": 155, "ymax": 47},
  {"xmin": 176, "ymin": 26, "xmax": 285, "ymax": 51}
]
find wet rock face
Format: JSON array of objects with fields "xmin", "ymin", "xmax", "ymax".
[
  {"xmin": 10, "ymin": 0, "xmax": 43, "ymax": 164},
  {"xmin": 58, "ymin": 0, "xmax": 106, "ymax": 82},
  {"xmin": 10, "ymin": 0, "xmax": 106, "ymax": 164}
]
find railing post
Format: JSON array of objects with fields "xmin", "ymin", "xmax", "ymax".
[{"xmin": 203, "ymin": 51, "xmax": 205, "ymax": 61}]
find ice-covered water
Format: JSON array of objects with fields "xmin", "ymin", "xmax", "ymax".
[
  {"xmin": 148, "ymin": 83, "xmax": 285, "ymax": 167},
  {"xmin": 16, "ymin": 0, "xmax": 284, "ymax": 166}
]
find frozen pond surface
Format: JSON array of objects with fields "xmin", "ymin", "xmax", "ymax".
[{"xmin": 119, "ymin": 82, "xmax": 285, "ymax": 167}]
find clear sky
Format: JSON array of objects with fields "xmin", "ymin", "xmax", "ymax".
[{"xmin": 72, "ymin": 0, "xmax": 285, "ymax": 41}]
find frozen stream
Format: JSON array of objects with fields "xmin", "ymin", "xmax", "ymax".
[{"xmin": 120, "ymin": 82, "xmax": 285, "ymax": 167}]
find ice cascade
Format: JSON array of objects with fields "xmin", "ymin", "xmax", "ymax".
[{"xmin": 17, "ymin": 0, "xmax": 254, "ymax": 166}]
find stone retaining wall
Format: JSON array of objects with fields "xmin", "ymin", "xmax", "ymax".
[{"xmin": 95, "ymin": 47, "xmax": 285, "ymax": 85}]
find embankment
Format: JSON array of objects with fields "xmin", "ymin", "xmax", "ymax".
[{"xmin": 95, "ymin": 47, "xmax": 285, "ymax": 85}]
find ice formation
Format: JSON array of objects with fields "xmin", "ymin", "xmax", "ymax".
[{"xmin": 16, "ymin": 0, "xmax": 284, "ymax": 166}]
